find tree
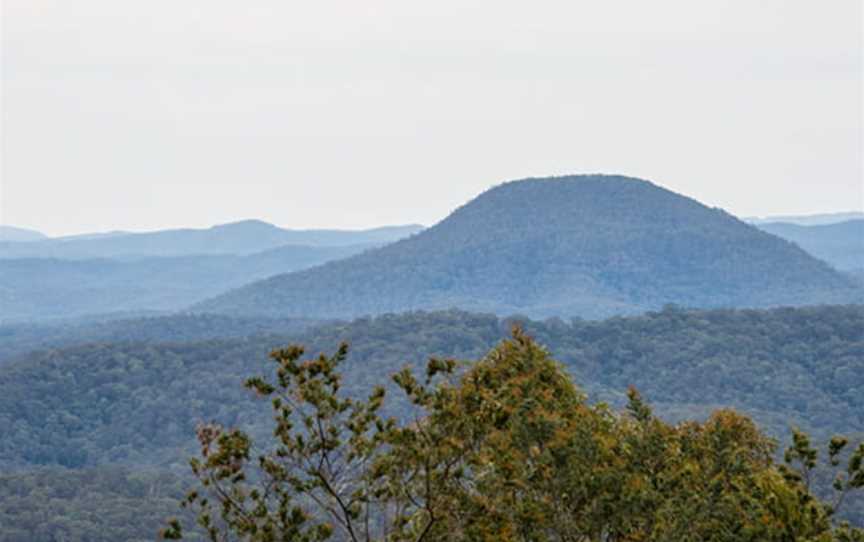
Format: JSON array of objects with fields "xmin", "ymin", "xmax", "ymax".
[{"xmin": 163, "ymin": 330, "xmax": 863, "ymax": 541}]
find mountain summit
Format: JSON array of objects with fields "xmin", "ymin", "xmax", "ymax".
[{"xmin": 195, "ymin": 175, "xmax": 860, "ymax": 319}]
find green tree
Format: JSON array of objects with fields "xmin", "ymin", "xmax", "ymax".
[{"xmin": 164, "ymin": 331, "xmax": 863, "ymax": 541}]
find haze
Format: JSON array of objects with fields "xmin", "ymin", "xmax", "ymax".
[{"xmin": 2, "ymin": 0, "xmax": 862, "ymax": 236}]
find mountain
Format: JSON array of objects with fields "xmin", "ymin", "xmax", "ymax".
[
  {"xmin": 195, "ymin": 175, "xmax": 861, "ymax": 319},
  {"xmin": 754, "ymin": 219, "xmax": 864, "ymax": 271},
  {"xmin": 0, "ymin": 226, "xmax": 47, "ymax": 242},
  {"xmin": 0, "ymin": 220, "xmax": 424, "ymax": 260},
  {"xmin": 746, "ymin": 211, "xmax": 864, "ymax": 226},
  {"xmin": 0, "ymin": 243, "xmax": 377, "ymax": 323}
]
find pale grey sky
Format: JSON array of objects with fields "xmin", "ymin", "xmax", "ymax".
[{"xmin": 2, "ymin": 0, "xmax": 862, "ymax": 236}]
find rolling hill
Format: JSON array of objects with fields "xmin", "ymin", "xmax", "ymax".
[
  {"xmin": 0, "ymin": 220, "xmax": 423, "ymax": 260},
  {"xmin": 195, "ymin": 175, "xmax": 861, "ymax": 319},
  {"xmin": 755, "ymin": 219, "xmax": 864, "ymax": 271},
  {"xmin": 0, "ymin": 243, "xmax": 376, "ymax": 323}
]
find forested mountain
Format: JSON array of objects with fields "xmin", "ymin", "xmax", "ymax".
[
  {"xmin": 756, "ymin": 219, "xmax": 864, "ymax": 271},
  {"xmin": 0, "ymin": 244, "xmax": 374, "ymax": 323},
  {"xmin": 0, "ymin": 226, "xmax": 46, "ymax": 242},
  {"xmin": 196, "ymin": 176, "xmax": 860, "ymax": 319},
  {"xmin": 0, "ymin": 220, "xmax": 423, "ymax": 260}
]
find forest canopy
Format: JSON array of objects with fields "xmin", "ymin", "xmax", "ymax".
[{"xmin": 2, "ymin": 306, "xmax": 862, "ymax": 540}]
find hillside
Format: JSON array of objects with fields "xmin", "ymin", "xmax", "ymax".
[
  {"xmin": 0, "ymin": 220, "xmax": 423, "ymax": 260},
  {"xmin": 196, "ymin": 175, "xmax": 860, "ymax": 319},
  {"xmin": 0, "ymin": 313, "xmax": 324, "ymax": 363},
  {"xmin": 0, "ymin": 244, "xmax": 374, "ymax": 323},
  {"xmin": 756, "ymin": 219, "xmax": 864, "ymax": 271},
  {"xmin": 1, "ymin": 306, "xmax": 861, "ymax": 472}
]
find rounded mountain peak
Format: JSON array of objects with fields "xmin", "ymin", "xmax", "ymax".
[{"xmin": 429, "ymin": 174, "xmax": 734, "ymax": 246}]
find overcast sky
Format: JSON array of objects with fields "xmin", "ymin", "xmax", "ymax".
[{"xmin": 2, "ymin": 0, "xmax": 862, "ymax": 236}]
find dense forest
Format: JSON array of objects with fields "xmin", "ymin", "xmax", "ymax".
[
  {"xmin": 0, "ymin": 468, "xmax": 196, "ymax": 542},
  {"xmin": 196, "ymin": 176, "xmax": 861, "ymax": 319},
  {"xmin": 1, "ymin": 305, "xmax": 862, "ymax": 539},
  {"xmin": 3, "ymin": 305, "xmax": 861, "ymax": 472},
  {"xmin": 0, "ymin": 313, "xmax": 324, "ymax": 363}
]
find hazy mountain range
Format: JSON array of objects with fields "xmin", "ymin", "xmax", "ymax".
[
  {"xmin": 746, "ymin": 211, "xmax": 864, "ymax": 226},
  {"xmin": 0, "ymin": 244, "xmax": 376, "ymax": 322},
  {"xmin": 0, "ymin": 220, "xmax": 424, "ymax": 260},
  {"xmin": 2, "ymin": 176, "xmax": 860, "ymax": 325},
  {"xmin": 195, "ymin": 175, "xmax": 860, "ymax": 319},
  {"xmin": 0, "ymin": 222, "xmax": 424, "ymax": 322},
  {"xmin": 755, "ymin": 219, "xmax": 863, "ymax": 271}
]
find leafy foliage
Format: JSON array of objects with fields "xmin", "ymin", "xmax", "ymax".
[{"xmin": 166, "ymin": 332, "xmax": 864, "ymax": 541}]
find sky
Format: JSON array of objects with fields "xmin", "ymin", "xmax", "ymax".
[{"xmin": 1, "ymin": 0, "xmax": 862, "ymax": 236}]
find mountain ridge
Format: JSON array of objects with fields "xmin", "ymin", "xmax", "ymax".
[
  {"xmin": 0, "ymin": 221, "xmax": 424, "ymax": 260},
  {"xmin": 746, "ymin": 211, "xmax": 864, "ymax": 226},
  {"xmin": 0, "ymin": 243, "xmax": 382, "ymax": 323}
]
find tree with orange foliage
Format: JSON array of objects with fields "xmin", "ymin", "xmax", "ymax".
[{"xmin": 163, "ymin": 330, "xmax": 863, "ymax": 541}]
